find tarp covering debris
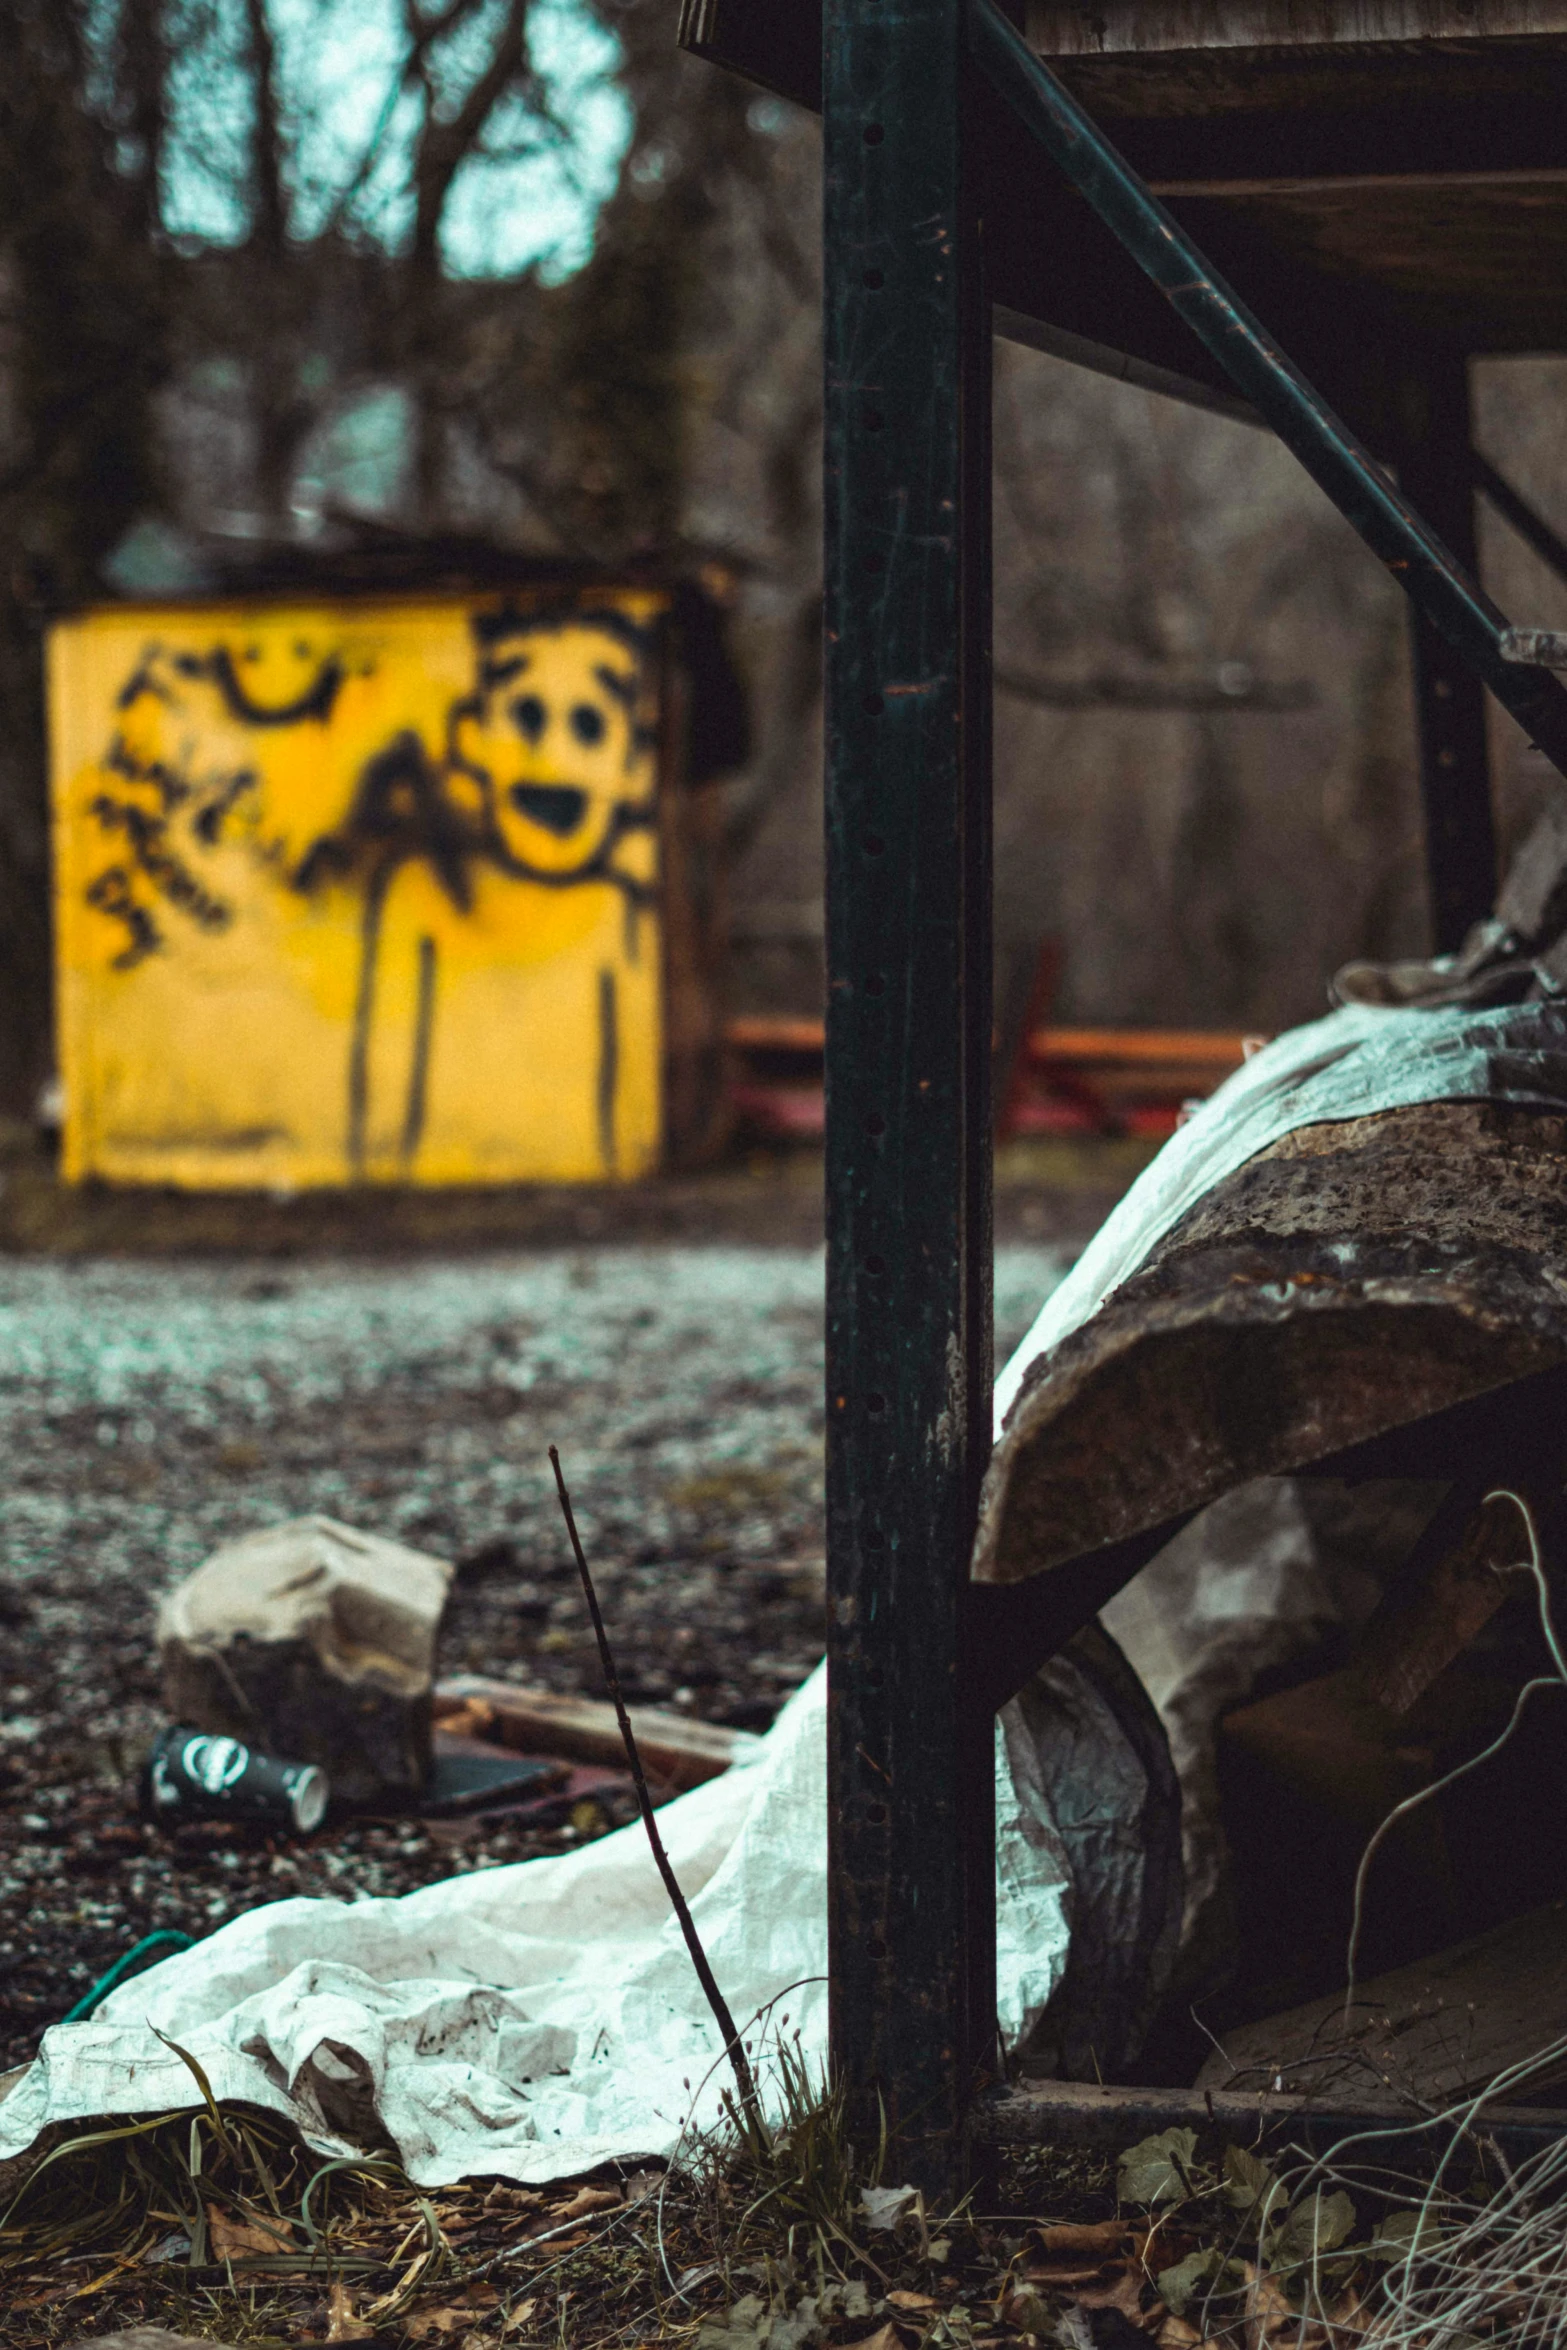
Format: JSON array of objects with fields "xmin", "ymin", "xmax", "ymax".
[
  {"xmin": 1, "ymin": 1666, "xmax": 1092, "ymax": 2186},
  {"xmin": 11, "ymin": 995, "xmax": 1565, "ymax": 2187}
]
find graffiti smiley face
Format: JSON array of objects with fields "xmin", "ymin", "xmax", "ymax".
[{"xmin": 450, "ymin": 616, "xmax": 653, "ymax": 884}]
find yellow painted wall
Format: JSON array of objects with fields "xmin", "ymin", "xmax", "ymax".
[{"xmin": 50, "ymin": 589, "xmax": 667, "ymax": 1188}]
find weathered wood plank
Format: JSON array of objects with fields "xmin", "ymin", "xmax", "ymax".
[
  {"xmin": 1197, "ymin": 1898, "xmax": 1567, "ymax": 2107},
  {"xmin": 984, "ymin": 2074, "xmax": 1567, "ymax": 2157},
  {"xmin": 432, "ymin": 1676, "xmax": 757, "ymax": 1792},
  {"xmin": 1026, "ymin": 1, "xmax": 1567, "ymax": 56}
]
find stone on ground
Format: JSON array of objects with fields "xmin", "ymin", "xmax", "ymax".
[{"xmin": 158, "ymin": 1514, "xmax": 453, "ymax": 1805}]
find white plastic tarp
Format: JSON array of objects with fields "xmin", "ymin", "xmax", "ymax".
[{"xmin": 0, "ymin": 1666, "xmax": 1080, "ymax": 2185}]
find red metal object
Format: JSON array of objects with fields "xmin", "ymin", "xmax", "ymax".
[{"xmin": 725, "ymin": 1015, "xmax": 1247, "ymax": 1141}]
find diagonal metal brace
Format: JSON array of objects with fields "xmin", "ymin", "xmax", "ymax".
[{"xmin": 969, "ymin": 0, "xmax": 1567, "ymax": 788}]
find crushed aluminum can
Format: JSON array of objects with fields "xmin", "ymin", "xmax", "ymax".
[{"xmin": 144, "ymin": 1725, "xmax": 329, "ymax": 1834}]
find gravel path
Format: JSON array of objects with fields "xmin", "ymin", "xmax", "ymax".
[{"xmin": 0, "ymin": 1243, "xmax": 1063, "ymax": 2069}]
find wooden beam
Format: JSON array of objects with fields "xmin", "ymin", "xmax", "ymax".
[
  {"xmin": 984, "ymin": 2076, "xmax": 1567, "ymax": 2161},
  {"xmin": 1197, "ymin": 1898, "xmax": 1567, "ymax": 2112},
  {"xmin": 431, "ymin": 1676, "xmax": 759, "ymax": 1793},
  {"xmin": 1024, "ymin": 0, "xmax": 1567, "ymax": 58}
]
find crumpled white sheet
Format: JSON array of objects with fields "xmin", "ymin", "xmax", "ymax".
[
  {"xmin": 994, "ymin": 994, "xmax": 1567, "ymax": 1426},
  {"xmin": 0, "ymin": 1664, "xmax": 1079, "ymax": 2186}
]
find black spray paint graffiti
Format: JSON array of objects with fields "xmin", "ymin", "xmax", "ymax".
[
  {"xmin": 116, "ymin": 643, "xmax": 346, "ymax": 729},
  {"xmin": 82, "ymin": 637, "xmax": 343, "ymax": 968},
  {"xmin": 81, "ymin": 607, "xmax": 659, "ymax": 1175},
  {"xmin": 292, "ymin": 602, "xmax": 659, "ymax": 1177}
]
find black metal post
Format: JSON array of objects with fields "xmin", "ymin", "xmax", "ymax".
[
  {"xmin": 823, "ymin": 0, "xmax": 995, "ymax": 2193},
  {"xmin": 1392, "ymin": 355, "xmax": 1496, "ymax": 950}
]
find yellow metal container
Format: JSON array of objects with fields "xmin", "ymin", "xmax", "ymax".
[{"xmin": 50, "ymin": 587, "xmax": 669, "ymax": 1188}]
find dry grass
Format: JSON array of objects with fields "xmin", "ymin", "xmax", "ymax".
[
  {"xmin": 0, "ymin": 2025, "xmax": 941, "ymax": 2349},
  {"xmin": 5, "ymin": 2017, "xmax": 1562, "ymax": 2350}
]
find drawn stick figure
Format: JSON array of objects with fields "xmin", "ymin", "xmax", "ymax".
[{"xmin": 295, "ymin": 603, "xmax": 658, "ymax": 1179}]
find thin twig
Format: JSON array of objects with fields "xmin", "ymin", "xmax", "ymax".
[{"xmin": 548, "ymin": 1445, "xmax": 764, "ymax": 2135}]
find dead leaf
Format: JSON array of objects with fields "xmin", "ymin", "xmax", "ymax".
[
  {"xmin": 204, "ymin": 2200, "xmax": 293, "ymax": 2260},
  {"xmin": 1072, "ymin": 2267, "xmax": 1160, "ymax": 2330},
  {"xmin": 1118, "ymin": 2129, "xmax": 1199, "ymax": 2206},
  {"xmin": 860, "ymin": 2182, "xmax": 922, "ymax": 2232},
  {"xmin": 888, "ymin": 2290, "xmax": 940, "ymax": 2311},
  {"xmin": 1033, "ymin": 2218, "xmax": 1132, "ymax": 2256},
  {"xmin": 485, "ymin": 2181, "xmax": 545, "ymax": 2211},
  {"xmin": 1033, "ymin": 2221, "xmax": 1135, "ymax": 2258},
  {"xmin": 326, "ymin": 2278, "xmax": 377, "ymax": 2342},
  {"xmin": 363, "ymin": 2248, "xmax": 436, "ymax": 2324},
  {"xmin": 1155, "ymin": 2319, "xmax": 1207, "ymax": 2348},
  {"xmin": 550, "ymin": 2182, "xmax": 622, "ymax": 2220},
  {"xmin": 407, "ymin": 2309, "xmax": 482, "ymax": 2341},
  {"xmin": 1325, "ymin": 2281, "xmax": 1369, "ymax": 2332},
  {"xmin": 503, "ymin": 2297, "xmax": 540, "ymax": 2334},
  {"xmin": 696, "ymin": 2293, "xmax": 771, "ymax": 2350},
  {"xmin": 1241, "ymin": 2262, "xmax": 1295, "ymax": 2348},
  {"xmin": 841, "ymin": 2328, "xmax": 905, "ymax": 2350}
]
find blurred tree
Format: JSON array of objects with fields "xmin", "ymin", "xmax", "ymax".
[
  {"xmin": 0, "ymin": 0, "xmax": 644, "ymax": 1106},
  {"xmin": 0, "ymin": 0, "xmax": 171, "ymax": 1110}
]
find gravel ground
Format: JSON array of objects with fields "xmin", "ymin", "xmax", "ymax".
[{"xmin": 0, "ymin": 1240, "xmax": 1064, "ymax": 2072}]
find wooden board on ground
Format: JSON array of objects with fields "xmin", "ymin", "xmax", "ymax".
[
  {"xmin": 432, "ymin": 1676, "xmax": 760, "ymax": 1792},
  {"xmin": 983, "ymin": 2075, "xmax": 1567, "ymax": 2160},
  {"xmin": 1197, "ymin": 1897, "xmax": 1567, "ymax": 2108}
]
